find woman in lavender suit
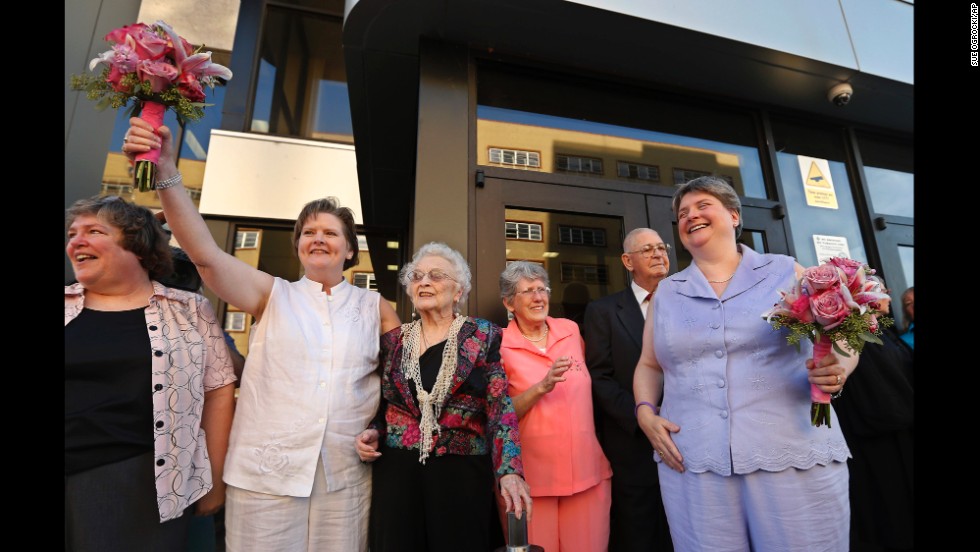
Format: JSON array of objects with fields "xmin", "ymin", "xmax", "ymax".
[{"xmin": 633, "ymin": 176, "xmax": 859, "ymax": 552}]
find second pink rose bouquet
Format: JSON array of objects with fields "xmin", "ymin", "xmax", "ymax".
[
  {"xmin": 762, "ymin": 257, "xmax": 893, "ymax": 427},
  {"xmin": 70, "ymin": 20, "xmax": 232, "ymax": 191}
]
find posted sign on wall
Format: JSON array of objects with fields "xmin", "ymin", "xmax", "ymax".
[{"xmin": 798, "ymin": 156, "xmax": 839, "ymax": 209}]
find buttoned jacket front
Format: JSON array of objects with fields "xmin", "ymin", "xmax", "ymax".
[
  {"xmin": 65, "ymin": 281, "xmax": 237, "ymax": 521},
  {"xmin": 652, "ymin": 245, "xmax": 850, "ymax": 475},
  {"xmin": 500, "ymin": 317, "xmax": 612, "ymax": 496}
]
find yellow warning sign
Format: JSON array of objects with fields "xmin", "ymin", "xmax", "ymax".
[{"xmin": 798, "ymin": 156, "xmax": 838, "ymax": 209}]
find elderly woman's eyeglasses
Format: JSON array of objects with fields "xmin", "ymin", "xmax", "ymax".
[
  {"xmin": 514, "ymin": 287, "xmax": 551, "ymax": 298},
  {"xmin": 627, "ymin": 243, "xmax": 671, "ymax": 258},
  {"xmin": 407, "ymin": 269, "xmax": 456, "ymax": 283}
]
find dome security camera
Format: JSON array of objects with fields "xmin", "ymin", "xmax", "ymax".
[{"xmin": 827, "ymin": 83, "xmax": 853, "ymax": 107}]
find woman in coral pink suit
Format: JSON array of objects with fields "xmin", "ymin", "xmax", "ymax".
[{"xmin": 497, "ymin": 261, "xmax": 613, "ymax": 552}]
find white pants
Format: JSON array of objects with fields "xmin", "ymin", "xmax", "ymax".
[{"xmin": 225, "ymin": 456, "xmax": 371, "ymax": 552}]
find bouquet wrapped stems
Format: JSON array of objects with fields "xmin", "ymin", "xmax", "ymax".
[
  {"xmin": 810, "ymin": 335, "xmax": 833, "ymax": 427},
  {"xmin": 133, "ymin": 101, "xmax": 165, "ymax": 192}
]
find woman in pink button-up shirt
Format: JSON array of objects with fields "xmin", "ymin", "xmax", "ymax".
[{"xmin": 497, "ymin": 261, "xmax": 613, "ymax": 552}]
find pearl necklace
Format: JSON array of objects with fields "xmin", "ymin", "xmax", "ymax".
[
  {"xmin": 400, "ymin": 314, "xmax": 468, "ymax": 464},
  {"xmin": 519, "ymin": 324, "xmax": 548, "ymax": 342}
]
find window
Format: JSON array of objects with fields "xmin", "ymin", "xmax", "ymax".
[
  {"xmin": 617, "ymin": 161, "xmax": 660, "ymax": 182},
  {"xmin": 558, "ymin": 225, "xmax": 606, "ymax": 247},
  {"xmin": 225, "ymin": 311, "xmax": 248, "ymax": 332},
  {"xmin": 556, "ymin": 154, "xmax": 603, "ymax": 174},
  {"xmin": 352, "ymin": 272, "xmax": 377, "ymax": 291},
  {"xmin": 250, "ymin": 5, "xmax": 352, "ymax": 142},
  {"xmin": 673, "ymin": 168, "xmax": 733, "ymax": 187},
  {"xmin": 101, "ymin": 183, "xmax": 133, "ymax": 197},
  {"xmin": 489, "ymin": 147, "xmax": 541, "ymax": 168},
  {"xmin": 560, "ymin": 262, "xmax": 609, "ymax": 284},
  {"xmin": 235, "ymin": 230, "xmax": 261, "ymax": 249},
  {"xmin": 505, "ymin": 221, "xmax": 543, "ymax": 241}
]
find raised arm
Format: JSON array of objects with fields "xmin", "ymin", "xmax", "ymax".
[{"xmin": 124, "ymin": 119, "xmax": 274, "ymax": 319}]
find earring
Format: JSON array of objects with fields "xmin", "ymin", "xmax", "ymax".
[{"xmin": 411, "ymin": 305, "xmax": 417, "ymax": 319}]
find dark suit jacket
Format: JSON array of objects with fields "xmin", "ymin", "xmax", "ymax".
[{"xmin": 582, "ymin": 287, "xmax": 657, "ymax": 486}]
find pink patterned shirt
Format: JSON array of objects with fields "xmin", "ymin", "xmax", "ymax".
[{"xmin": 65, "ymin": 281, "xmax": 237, "ymax": 521}]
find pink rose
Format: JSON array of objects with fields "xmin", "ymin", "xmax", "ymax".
[
  {"xmin": 803, "ymin": 264, "xmax": 843, "ymax": 293},
  {"xmin": 138, "ymin": 59, "xmax": 179, "ymax": 92},
  {"xmin": 106, "ymin": 66, "xmax": 133, "ymax": 92},
  {"xmin": 177, "ymin": 72, "xmax": 206, "ymax": 102},
  {"xmin": 829, "ymin": 257, "xmax": 866, "ymax": 294},
  {"xmin": 104, "ymin": 23, "xmax": 149, "ymax": 45},
  {"xmin": 131, "ymin": 26, "xmax": 170, "ymax": 60},
  {"xmin": 787, "ymin": 292, "xmax": 815, "ymax": 323},
  {"xmin": 809, "ymin": 288, "xmax": 850, "ymax": 329}
]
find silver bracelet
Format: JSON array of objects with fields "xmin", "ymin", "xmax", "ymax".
[{"xmin": 155, "ymin": 172, "xmax": 183, "ymax": 190}]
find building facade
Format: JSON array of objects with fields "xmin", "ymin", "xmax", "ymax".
[{"xmin": 65, "ymin": 0, "xmax": 913, "ymax": 332}]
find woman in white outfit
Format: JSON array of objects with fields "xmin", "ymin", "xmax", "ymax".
[{"xmin": 124, "ymin": 118, "xmax": 401, "ymax": 551}]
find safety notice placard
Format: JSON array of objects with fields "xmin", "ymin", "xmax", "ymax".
[
  {"xmin": 798, "ymin": 156, "xmax": 838, "ymax": 209},
  {"xmin": 812, "ymin": 234, "xmax": 851, "ymax": 264}
]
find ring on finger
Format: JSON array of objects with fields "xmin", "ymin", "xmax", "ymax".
[{"xmin": 836, "ymin": 374, "xmax": 842, "ymax": 385}]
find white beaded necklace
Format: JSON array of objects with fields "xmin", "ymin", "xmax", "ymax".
[{"xmin": 400, "ymin": 314, "xmax": 468, "ymax": 464}]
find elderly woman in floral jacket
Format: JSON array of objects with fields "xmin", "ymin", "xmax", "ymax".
[{"xmin": 356, "ymin": 242, "xmax": 531, "ymax": 552}]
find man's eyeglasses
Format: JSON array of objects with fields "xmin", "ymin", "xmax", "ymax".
[
  {"xmin": 626, "ymin": 243, "xmax": 671, "ymax": 258},
  {"xmin": 514, "ymin": 287, "xmax": 551, "ymax": 298},
  {"xmin": 407, "ymin": 269, "xmax": 456, "ymax": 283}
]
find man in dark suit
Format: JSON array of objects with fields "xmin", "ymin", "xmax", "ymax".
[{"xmin": 583, "ymin": 228, "xmax": 673, "ymax": 552}]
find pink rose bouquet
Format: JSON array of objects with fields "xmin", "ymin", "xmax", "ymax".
[
  {"xmin": 762, "ymin": 257, "xmax": 893, "ymax": 427},
  {"xmin": 70, "ymin": 21, "xmax": 232, "ymax": 191}
]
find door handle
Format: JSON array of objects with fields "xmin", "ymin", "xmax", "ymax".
[
  {"xmin": 874, "ymin": 216, "xmax": 887, "ymax": 230},
  {"xmin": 772, "ymin": 204, "xmax": 786, "ymax": 219}
]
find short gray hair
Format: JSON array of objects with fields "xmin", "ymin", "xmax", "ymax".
[
  {"xmin": 499, "ymin": 261, "xmax": 550, "ymax": 301},
  {"xmin": 672, "ymin": 176, "xmax": 743, "ymax": 239},
  {"xmin": 400, "ymin": 242, "xmax": 472, "ymax": 306},
  {"xmin": 623, "ymin": 228, "xmax": 660, "ymax": 253}
]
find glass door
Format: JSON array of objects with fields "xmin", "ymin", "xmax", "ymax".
[
  {"xmin": 476, "ymin": 176, "xmax": 790, "ymax": 325},
  {"xmin": 474, "ymin": 176, "xmax": 651, "ymax": 326}
]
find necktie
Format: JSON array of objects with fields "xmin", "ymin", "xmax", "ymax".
[{"xmin": 643, "ymin": 292, "xmax": 653, "ymax": 303}]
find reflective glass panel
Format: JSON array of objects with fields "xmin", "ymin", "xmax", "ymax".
[
  {"xmin": 857, "ymin": 133, "xmax": 914, "ymax": 219},
  {"xmin": 250, "ymin": 7, "xmax": 352, "ymax": 142},
  {"xmin": 479, "ymin": 107, "xmax": 766, "ymax": 199},
  {"xmin": 505, "ymin": 208, "xmax": 626, "ymax": 324},
  {"xmin": 898, "ymin": 245, "xmax": 914, "ymax": 287}
]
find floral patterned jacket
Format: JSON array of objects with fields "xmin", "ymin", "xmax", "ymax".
[{"xmin": 370, "ymin": 317, "xmax": 524, "ymax": 479}]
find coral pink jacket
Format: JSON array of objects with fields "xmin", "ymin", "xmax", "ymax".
[{"xmin": 500, "ymin": 317, "xmax": 612, "ymax": 497}]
